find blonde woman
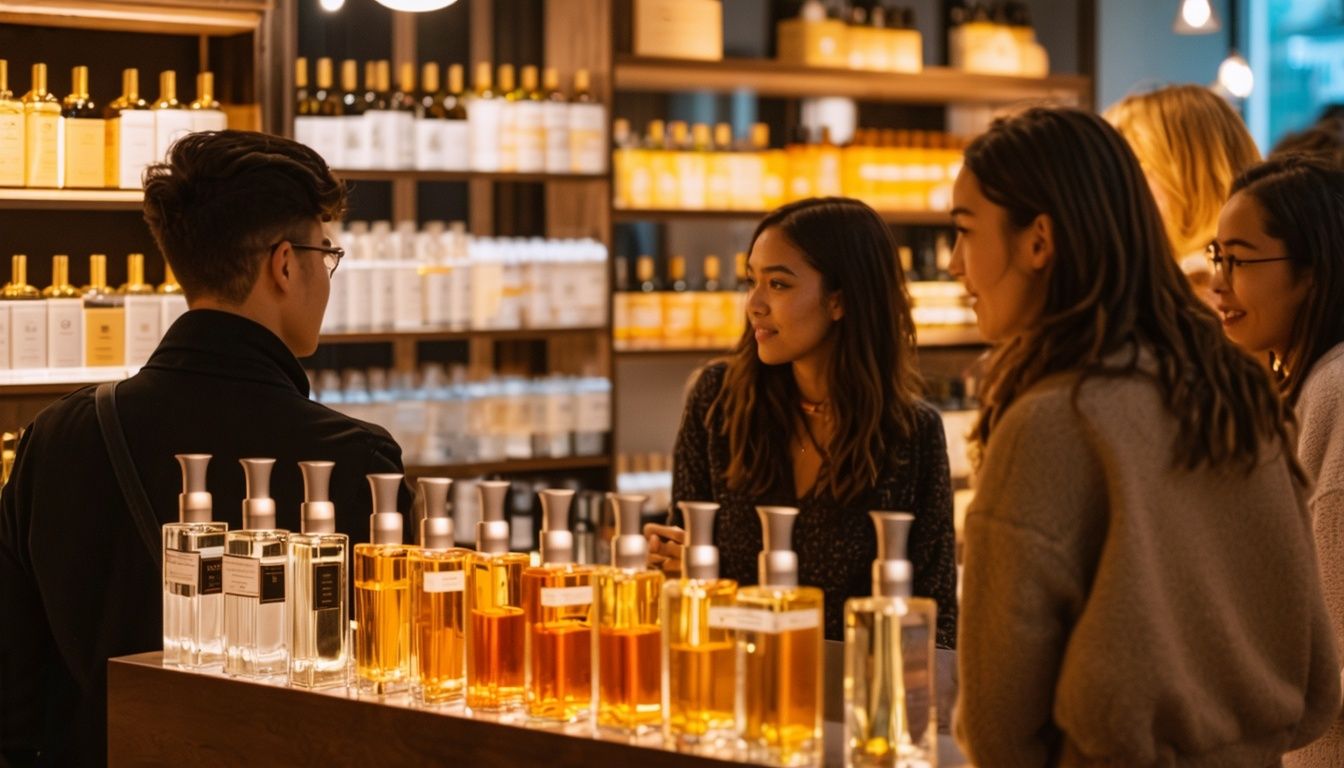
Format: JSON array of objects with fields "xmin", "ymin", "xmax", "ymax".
[{"xmin": 1106, "ymin": 84, "xmax": 1260, "ymax": 295}]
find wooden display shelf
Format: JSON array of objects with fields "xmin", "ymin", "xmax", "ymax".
[
  {"xmin": 320, "ymin": 326, "xmax": 607, "ymax": 345},
  {"xmin": 0, "ymin": 0, "xmax": 269, "ymax": 35},
  {"xmin": 613, "ymin": 326, "xmax": 983, "ymax": 357},
  {"xmin": 613, "ymin": 208, "xmax": 951, "ymax": 226},
  {"xmin": 0, "ymin": 366, "xmax": 134, "ymax": 395},
  {"xmin": 0, "ymin": 187, "xmax": 144, "ymax": 211},
  {"xmin": 335, "ymin": 169, "xmax": 608, "ymax": 184},
  {"xmin": 615, "ymin": 56, "xmax": 1091, "ymax": 106},
  {"xmin": 405, "ymin": 455, "xmax": 611, "ymax": 478}
]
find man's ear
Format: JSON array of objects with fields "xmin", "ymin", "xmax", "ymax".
[{"xmin": 269, "ymin": 241, "xmax": 294, "ymax": 294}]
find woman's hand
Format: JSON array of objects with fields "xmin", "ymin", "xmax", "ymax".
[{"xmin": 644, "ymin": 523, "xmax": 685, "ymax": 575}]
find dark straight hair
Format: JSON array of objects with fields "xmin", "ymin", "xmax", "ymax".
[
  {"xmin": 963, "ymin": 107, "xmax": 1295, "ymax": 474},
  {"xmin": 1231, "ymin": 156, "xmax": 1344, "ymax": 404},
  {"xmin": 708, "ymin": 197, "xmax": 923, "ymax": 504}
]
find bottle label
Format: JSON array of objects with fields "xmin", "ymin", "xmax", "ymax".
[
  {"xmin": 313, "ymin": 562, "xmax": 342, "ymax": 610},
  {"xmin": 10, "ymin": 303, "xmax": 48, "ymax": 369},
  {"xmin": 423, "ymin": 570, "xmax": 465, "ymax": 593},
  {"xmin": 123, "ymin": 296, "xmax": 162, "ymax": 368},
  {"xmin": 441, "ymin": 119, "xmax": 469, "ymax": 171},
  {"xmin": 46, "ymin": 299, "xmax": 84, "ymax": 368},
  {"xmin": 540, "ymin": 585, "xmax": 592, "ymax": 607},
  {"xmin": 200, "ymin": 549, "xmax": 224, "ymax": 594},
  {"xmin": 223, "ymin": 555, "xmax": 285, "ymax": 602},
  {"xmin": 708, "ymin": 606, "xmax": 819, "ymax": 634},
  {"xmin": 165, "ymin": 550, "xmax": 201, "ymax": 589},
  {"xmin": 0, "ymin": 112, "xmax": 23, "ymax": 186}
]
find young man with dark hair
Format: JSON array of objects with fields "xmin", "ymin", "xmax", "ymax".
[{"xmin": 0, "ymin": 131, "xmax": 406, "ymax": 766}]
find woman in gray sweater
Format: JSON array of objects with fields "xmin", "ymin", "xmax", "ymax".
[
  {"xmin": 950, "ymin": 107, "xmax": 1339, "ymax": 765},
  {"xmin": 1210, "ymin": 156, "xmax": 1344, "ymax": 767}
]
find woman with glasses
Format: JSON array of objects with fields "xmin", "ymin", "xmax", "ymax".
[
  {"xmin": 1210, "ymin": 155, "xmax": 1344, "ymax": 768},
  {"xmin": 950, "ymin": 107, "xmax": 1339, "ymax": 764}
]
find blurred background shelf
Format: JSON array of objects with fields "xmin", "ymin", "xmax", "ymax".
[
  {"xmin": 334, "ymin": 170, "xmax": 608, "ymax": 184},
  {"xmin": 612, "ymin": 208, "xmax": 951, "ymax": 225},
  {"xmin": 0, "ymin": 188, "xmax": 144, "ymax": 211},
  {"xmin": 404, "ymin": 455, "xmax": 611, "ymax": 478}
]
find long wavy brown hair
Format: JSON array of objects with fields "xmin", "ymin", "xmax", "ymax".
[
  {"xmin": 709, "ymin": 197, "xmax": 923, "ymax": 503},
  {"xmin": 965, "ymin": 107, "xmax": 1295, "ymax": 474},
  {"xmin": 1230, "ymin": 156, "xmax": 1344, "ymax": 405}
]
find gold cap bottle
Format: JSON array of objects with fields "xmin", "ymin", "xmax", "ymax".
[
  {"xmin": 498, "ymin": 63, "xmax": 516, "ymax": 95},
  {"xmin": 474, "ymin": 61, "xmax": 493, "ymax": 96},
  {"xmin": 83, "ymin": 253, "xmax": 109, "ymax": 294},
  {"xmin": 0, "ymin": 59, "xmax": 14, "ymax": 100},
  {"xmin": 44, "ymin": 255, "xmax": 81, "ymax": 298},
  {"xmin": 421, "ymin": 62, "xmax": 441, "ymax": 95},
  {"xmin": 154, "ymin": 71, "xmax": 182, "ymax": 110},
  {"xmin": 2, "ymin": 255, "xmax": 41, "ymax": 299},
  {"xmin": 120, "ymin": 253, "xmax": 156, "ymax": 295},
  {"xmin": 447, "ymin": 63, "xmax": 465, "ymax": 95},
  {"xmin": 158, "ymin": 261, "xmax": 183, "ymax": 294},
  {"xmin": 191, "ymin": 72, "xmax": 220, "ymax": 110},
  {"xmin": 316, "ymin": 57, "xmax": 335, "ymax": 91},
  {"xmin": 295, "ymin": 57, "xmax": 310, "ymax": 90},
  {"xmin": 542, "ymin": 67, "xmax": 562, "ymax": 98}
]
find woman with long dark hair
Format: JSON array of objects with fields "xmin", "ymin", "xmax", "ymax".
[
  {"xmin": 951, "ymin": 107, "xmax": 1339, "ymax": 763},
  {"xmin": 1209, "ymin": 156, "xmax": 1344, "ymax": 767},
  {"xmin": 648, "ymin": 197, "xmax": 957, "ymax": 646}
]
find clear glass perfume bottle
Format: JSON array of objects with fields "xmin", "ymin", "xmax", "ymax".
[
  {"xmin": 354, "ymin": 473, "xmax": 410, "ymax": 695},
  {"xmin": 662, "ymin": 501, "xmax": 737, "ymax": 749},
  {"xmin": 522, "ymin": 488, "xmax": 594, "ymax": 723},
  {"xmin": 844, "ymin": 512, "xmax": 937, "ymax": 767},
  {"xmin": 410, "ymin": 477, "xmax": 469, "ymax": 705},
  {"xmin": 162, "ymin": 454, "xmax": 227, "ymax": 669},
  {"xmin": 223, "ymin": 458, "xmax": 289, "ymax": 678},
  {"xmin": 288, "ymin": 461, "xmax": 349, "ymax": 690},
  {"xmin": 465, "ymin": 480, "xmax": 529, "ymax": 712},
  {"xmin": 736, "ymin": 506, "xmax": 824, "ymax": 767},
  {"xmin": 594, "ymin": 493, "xmax": 664, "ymax": 735}
]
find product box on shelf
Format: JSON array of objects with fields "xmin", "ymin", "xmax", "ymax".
[{"xmin": 633, "ymin": 0, "xmax": 723, "ymax": 61}]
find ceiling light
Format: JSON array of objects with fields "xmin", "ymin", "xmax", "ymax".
[
  {"xmin": 1173, "ymin": 0, "xmax": 1220, "ymax": 34},
  {"xmin": 373, "ymin": 0, "xmax": 459, "ymax": 11},
  {"xmin": 319, "ymin": 0, "xmax": 344, "ymax": 11},
  {"xmin": 1217, "ymin": 51, "xmax": 1254, "ymax": 99}
]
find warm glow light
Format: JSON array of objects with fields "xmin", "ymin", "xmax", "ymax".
[
  {"xmin": 1182, "ymin": 0, "xmax": 1212, "ymax": 28},
  {"xmin": 319, "ymin": 0, "xmax": 344, "ymax": 11},
  {"xmin": 373, "ymin": 0, "xmax": 459, "ymax": 10},
  {"xmin": 1218, "ymin": 52, "xmax": 1254, "ymax": 99}
]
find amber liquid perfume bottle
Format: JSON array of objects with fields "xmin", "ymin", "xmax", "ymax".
[
  {"xmin": 522, "ymin": 489, "xmax": 594, "ymax": 723},
  {"xmin": 288, "ymin": 461, "xmax": 349, "ymax": 690},
  {"xmin": 735, "ymin": 506, "xmax": 824, "ymax": 766},
  {"xmin": 223, "ymin": 459, "xmax": 289, "ymax": 678},
  {"xmin": 162, "ymin": 454, "xmax": 227, "ymax": 669},
  {"xmin": 844, "ymin": 512, "xmax": 937, "ymax": 767},
  {"xmin": 21, "ymin": 63, "xmax": 61, "ymax": 189},
  {"xmin": 465, "ymin": 480, "xmax": 529, "ymax": 712},
  {"xmin": 354, "ymin": 473, "xmax": 410, "ymax": 695},
  {"xmin": 0, "ymin": 59, "xmax": 23, "ymax": 187},
  {"xmin": 594, "ymin": 494, "xmax": 665, "ymax": 735},
  {"xmin": 410, "ymin": 477, "xmax": 469, "ymax": 705},
  {"xmin": 662, "ymin": 501, "xmax": 737, "ymax": 749}
]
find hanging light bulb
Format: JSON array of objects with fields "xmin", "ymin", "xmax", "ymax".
[
  {"xmin": 1173, "ymin": 0, "xmax": 1220, "ymax": 34},
  {"xmin": 373, "ymin": 0, "xmax": 459, "ymax": 10},
  {"xmin": 1217, "ymin": 51, "xmax": 1254, "ymax": 99},
  {"xmin": 319, "ymin": 0, "xmax": 345, "ymax": 11}
]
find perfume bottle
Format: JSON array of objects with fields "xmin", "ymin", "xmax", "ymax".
[
  {"xmin": 354, "ymin": 473, "xmax": 410, "ymax": 695},
  {"xmin": 223, "ymin": 458, "xmax": 289, "ymax": 678},
  {"xmin": 162, "ymin": 454, "xmax": 227, "ymax": 669},
  {"xmin": 522, "ymin": 488, "xmax": 594, "ymax": 723},
  {"xmin": 594, "ymin": 494, "xmax": 664, "ymax": 735},
  {"xmin": 288, "ymin": 461, "xmax": 349, "ymax": 690},
  {"xmin": 736, "ymin": 506, "xmax": 824, "ymax": 767},
  {"xmin": 464, "ymin": 480, "xmax": 529, "ymax": 712},
  {"xmin": 662, "ymin": 501, "xmax": 737, "ymax": 749},
  {"xmin": 844, "ymin": 512, "xmax": 937, "ymax": 767},
  {"xmin": 410, "ymin": 477, "xmax": 469, "ymax": 705}
]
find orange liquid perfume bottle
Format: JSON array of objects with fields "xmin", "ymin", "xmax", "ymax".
[
  {"xmin": 465, "ymin": 480, "xmax": 529, "ymax": 712},
  {"xmin": 662, "ymin": 501, "xmax": 738, "ymax": 749},
  {"xmin": 409, "ymin": 477, "xmax": 469, "ymax": 705},
  {"xmin": 593, "ymin": 494, "xmax": 665, "ymax": 735},
  {"xmin": 734, "ymin": 506, "xmax": 824, "ymax": 766},
  {"xmin": 353, "ymin": 474, "xmax": 410, "ymax": 695},
  {"xmin": 522, "ymin": 489, "xmax": 595, "ymax": 723}
]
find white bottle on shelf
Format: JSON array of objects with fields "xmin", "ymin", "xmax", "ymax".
[
  {"xmin": 343, "ymin": 222, "xmax": 372, "ymax": 329},
  {"xmin": 392, "ymin": 221, "xmax": 424, "ymax": 329},
  {"xmin": 541, "ymin": 67, "xmax": 570, "ymax": 174},
  {"xmin": 367, "ymin": 221, "xmax": 396, "ymax": 329},
  {"xmin": 467, "ymin": 62, "xmax": 502, "ymax": 172},
  {"xmin": 567, "ymin": 70, "xmax": 605, "ymax": 174}
]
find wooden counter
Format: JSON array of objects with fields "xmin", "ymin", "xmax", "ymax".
[{"xmin": 108, "ymin": 652, "xmax": 967, "ymax": 766}]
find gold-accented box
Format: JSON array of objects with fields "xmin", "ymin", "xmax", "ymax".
[
  {"xmin": 633, "ymin": 0, "xmax": 723, "ymax": 61},
  {"xmin": 776, "ymin": 17, "xmax": 849, "ymax": 69}
]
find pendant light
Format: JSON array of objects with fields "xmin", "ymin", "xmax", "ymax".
[
  {"xmin": 373, "ymin": 0, "xmax": 459, "ymax": 10},
  {"xmin": 1215, "ymin": 0, "xmax": 1252, "ymax": 99},
  {"xmin": 1173, "ymin": 0, "xmax": 1220, "ymax": 34}
]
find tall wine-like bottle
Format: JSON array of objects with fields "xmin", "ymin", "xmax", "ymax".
[
  {"xmin": 409, "ymin": 477, "xmax": 469, "ymax": 705},
  {"xmin": 464, "ymin": 480, "xmax": 528, "ymax": 711},
  {"xmin": 594, "ymin": 494, "xmax": 664, "ymax": 735},
  {"xmin": 522, "ymin": 488, "xmax": 594, "ymax": 723},
  {"xmin": 162, "ymin": 454, "xmax": 227, "ymax": 669},
  {"xmin": 844, "ymin": 512, "xmax": 937, "ymax": 767},
  {"xmin": 288, "ymin": 461, "xmax": 349, "ymax": 690},
  {"xmin": 662, "ymin": 501, "xmax": 737, "ymax": 748},
  {"xmin": 354, "ymin": 473, "xmax": 410, "ymax": 694}
]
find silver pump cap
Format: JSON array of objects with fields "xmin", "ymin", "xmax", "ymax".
[
  {"xmin": 476, "ymin": 480, "xmax": 511, "ymax": 554},
  {"xmin": 756, "ymin": 506, "xmax": 800, "ymax": 588},
  {"xmin": 299, "ymin": 461, "xmax": 336, "ymax": 535},
  {"xmin": 871, "ymin": 511, "xmax": 915, "ymax": 598},
  {"xmin": 240, "ymin": 458, "xmax": 277, "ymax": 530},
  {"xmin": 538, "ymin": 489, "xmax": 576, "ymax": 564},
  {"xmin": 176, "ymin": 453, "xmax": 213, "ymax": 524},
  {"xmin": 679, "ymin": 501, "xmax": 721, "ymax": 581},
  {"xmin": 418, "ymin": 477, "xmax": 454, "ymax": 549},
  {"xmin": 367, "ymin": 473, "xmax": 404, "ymax": 545},
  {"xmin": 611, "ymin": 494, "xmax": 648, "ymax": 569}
]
